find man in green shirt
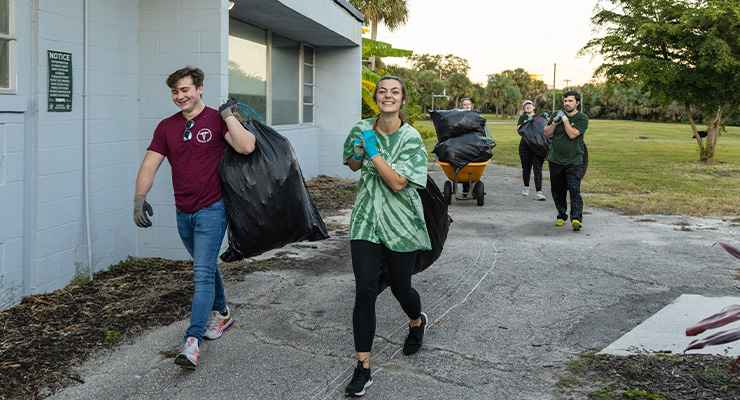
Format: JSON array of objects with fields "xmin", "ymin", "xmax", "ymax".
[{"xmin": 544, "ymin": 90, "xmax": 588, "ymax": 231}]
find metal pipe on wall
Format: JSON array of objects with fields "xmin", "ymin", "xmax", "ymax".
[{"xmin": 83, "ymin": 0, "xmax": 93, "ymax": 271}]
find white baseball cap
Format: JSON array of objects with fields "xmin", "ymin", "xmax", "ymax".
[{"xmin": 523, "ymin": 100, "xmax": 534, "ymax": 106}]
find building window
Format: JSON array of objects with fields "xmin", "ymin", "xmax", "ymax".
[
  {"xmin": 228, "ymin": 19, "xmax": 267, "ymax": 121},
  {"xmin": 270, "ymin": 33, "xmax": 300, "ymax": 125},
  {"xmin": 0, "ymin": 0, "xmax": 14, "ymax": 91},
  {"xmin": 303, "ymin": 44, "xmax": 314, "ymax": 124},
  {"xmin": 228, "ymin": 18, "xmax": 314, "ymax": 126}
]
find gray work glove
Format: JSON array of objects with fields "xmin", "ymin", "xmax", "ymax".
[
  {"xmin": 219, "ymin": 97, "xmax": 239, "ymax": 120},
  {"xmin": 134, "ymin": 194, "xmax": 153, "ymax": 228},
  {"xmin": 553, "ymin": 110, "xmax": 567, "ymax": 125}
]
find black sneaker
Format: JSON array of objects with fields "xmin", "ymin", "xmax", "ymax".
[
  {"xmin": 403, "ymin": 312, "xmax": 428, "ymax": 355},
  {"xmin": 345, "ymin": 361, "xmax": 372, "ymax": 397}
]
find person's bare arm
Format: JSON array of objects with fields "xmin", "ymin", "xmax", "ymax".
[
  {"xmin": 544, "ymin": 123, "xmax": 555, "ymax": 137},
  {"xmin": 219, "ymin": 99, "xmax": 256, "ymax": 155},
  {"xmin": 347, "ymin": 156, "xmax": 362, "ymax": 172},
  {"xmin": 135, "ymin": 151, "xmax": 165, "ymax": 196},
  {"xmin": 371, "ymin": 156, "xmax": 408, "ymax": 193},
  {"xmin": 562, "ymin": 119, "xmax": 582, "ymax": 139},
  {"xmin": 224, "ymin": 116, "xmax": 256, "ymax": 155}
]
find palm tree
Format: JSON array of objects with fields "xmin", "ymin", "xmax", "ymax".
[
  {"xmin": 447, "ymin": 73, "xmax": 472, "ymax": 108},
  {"xmin": 348, "ymin": 0, "xmax": 409, "ymax": 40}
]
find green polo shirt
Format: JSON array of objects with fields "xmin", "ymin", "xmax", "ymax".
[
  {"xmin": 342, "ymin": 118, "xmax": 431, "ymax": 253},
  {"xmin": 547, "ymin": 111, "xmax": 588, "ymax": 165}
]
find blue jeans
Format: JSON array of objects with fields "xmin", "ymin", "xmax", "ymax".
[{"xmin": 176, "ymin": 198, "xmax": 228, "ymax": 343}]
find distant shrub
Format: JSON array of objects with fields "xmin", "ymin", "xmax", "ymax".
[{"xmin": 416, "ymin": 125, "xmax": 436, "ymax": 142}]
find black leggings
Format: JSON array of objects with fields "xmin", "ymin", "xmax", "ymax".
[
  {"xmin": 351, "ymin": 240, "xmax": 421, "ymax": 353},
  {"xmin": 519, "ymin": 140, "xmax": 544, "ymax": 191}
]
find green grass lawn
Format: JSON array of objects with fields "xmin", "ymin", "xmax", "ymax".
[{"xmin": 416, "ymin": 116, "xmax": 740, "ymax": 218}]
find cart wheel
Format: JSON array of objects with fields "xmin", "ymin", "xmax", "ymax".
[
  {"xmin": 476, "ymin": 181, "xmax": 485, "ymax": 206},
  {"xmin": 443, "ymin": 181, "xmax": 452, "ymax": 205}
]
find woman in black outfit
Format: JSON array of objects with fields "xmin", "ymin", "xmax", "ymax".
[{"xmin": 516, "ymin": 100, "xmax": 546, "ymax": 201}]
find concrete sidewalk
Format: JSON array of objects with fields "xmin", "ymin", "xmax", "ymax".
[{"xmin": 49, "ymin": 164, "xmax": 740, "ymax": 400}]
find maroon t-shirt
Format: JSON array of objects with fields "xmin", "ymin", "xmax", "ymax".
[{"xmin": 147, "ymin": 107, "xmax": 229, "ymax": 213}]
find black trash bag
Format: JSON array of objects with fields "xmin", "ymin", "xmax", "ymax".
[
  {"xmin": 432, "ymin": 133, "xmax": 493, "ymax": 173},
  {"xmin": 218, "ymin": 119, "xmax": 329, "ymax": 261},
  {"xmin": 430, "ymin": 110, "xmax": 486, "ymax": 142},
  {"xmin": 580, "ymin": 143, "xmax": 588, "ymax": 179},
  {"xmin": 378, "ymin": 175, "xmax": 452, "ymax": 293},
  {"xmin": 517, "ymin": 113, "xmax": 552, "ymax": 159}
]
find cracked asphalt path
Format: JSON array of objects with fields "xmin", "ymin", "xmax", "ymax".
[{"xmin": 48, "ymin": 165, "xmax": 740, "ymax": 400}]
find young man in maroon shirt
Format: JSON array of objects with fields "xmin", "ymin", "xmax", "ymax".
[{"xmin": 133, "ymin": 66, "xmax": 256, "ymax": 369}]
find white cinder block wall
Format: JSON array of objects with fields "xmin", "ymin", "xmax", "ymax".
[
  {"xmin": 32, "ymin": 0, "xmax": 139, "ymax": 293},
  {"xmin": 277, "ymin": 126, "xmax": 321, "ymax": 179},
  {"xmin": 317, "ymin": 46, "xmax": 362, "ymax": 179},
  {"xmin": 0, "ymin": 2, "xmax": 32, "ymax": 307},
  {"xmin": 0, "ymin": 116, "xmax": 26, "ymax": 307}
]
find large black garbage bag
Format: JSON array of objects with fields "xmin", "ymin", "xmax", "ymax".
[
  {"xmin": 218, "ymin": 119, "xmax": 329, "ymax": 261},
  {"xmin": 517, "ymin": 113, "xmax": 552, "ymax": 159},
  {"xmin": 379, "ymin": 175, "xmax": 452, "ymax": 293},
  {"xmin": 430, "ymin": 110, "xmax": 486, "ymax": 142},
  {"xmin": 432, "ymin": 133, "xmax": 493, "ymax": 173}
]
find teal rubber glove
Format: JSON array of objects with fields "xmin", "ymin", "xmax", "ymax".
[
  {"xmin": 359, "ymin": 130, "xmax": 380, "ymax": 159},
  {"xmin": 353, "ymin": 137, "xmax": 365, "ymax": 160}
]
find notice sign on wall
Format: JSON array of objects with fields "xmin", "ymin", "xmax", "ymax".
[{"xmin": 48, "ymin": 51, "xmax": 73, "ymax": 112}]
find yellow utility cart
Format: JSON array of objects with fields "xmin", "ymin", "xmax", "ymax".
[{"xmin": 435, "ymin": 159, "xmax": 490, "ymax": 206}]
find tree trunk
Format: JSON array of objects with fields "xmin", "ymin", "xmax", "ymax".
[
  {"xmin": 686, "ymin": 104, "xmax": 711, "ymax": 163},
  {"xmin": 688, "ymin": 104, "xmax": 734, "ymax": 163},
  {"xmin": 369, "ymin": 19, "xmax": 378, "ymax": 70},
  {"xmin": 371, "ymin": 19, "xmax": 378, "ymax": 40}
]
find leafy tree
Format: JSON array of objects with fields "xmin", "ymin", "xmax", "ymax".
[
  {"xmin": 471, "ymin": 83, "xmax": 486, "ymax": 111},
  {"xmin": 501, "ymin": 69, "xmax": 534, "ymax": 101},
  {"xmin": 486, "ymin": 73, "xmax": 521, "ymax": 119},
  {"xmin": 362, "ymin": 38, "xmax": 412, "ymax": 60},
  {"xmin": 541, "ymin": 88, "xmax": 564, "ymax": 116},
  {"xmin": 488, "ymin": 68, "xmax": 549, "ymax": 114},
  {"xmin": 350, "ymin": 0, "xmax": 409, "ymax": 70},
  {"xmin": 348, "ymin": 0, "xmax": 408, "ymax": 41},
  {"xmin": 361, "ymin": 66, "xmax": 381, "ymax": 117},
  {"xmin": 528, "ymin": 80, "xmax": 550, "ymax": 110},
  {"xmin": 581, "ymin": 0, "xmax": 740, "ymax": 162},
  {"xmin": 408, "ymin": 70, "xmax": 446, "ymax": 112},
  {"xmin": 447, "ymin": 73, "xmax": 473, "ymax": 108},
  {"xmin": 409, "ymin": 53, "xmax": 471, "ymax": 80}
]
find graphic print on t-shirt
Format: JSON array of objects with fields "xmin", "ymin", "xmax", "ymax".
[{"xmin": 197, "ymin": 128, "xmax": 213, "ymax": 143}]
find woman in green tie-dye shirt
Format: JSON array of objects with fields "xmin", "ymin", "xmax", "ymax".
[{"xmin": 341, "ymin": 76, "xmax": 431, "ymax": 397}]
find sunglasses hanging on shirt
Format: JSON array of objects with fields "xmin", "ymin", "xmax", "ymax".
[{"xmin": 183, "ymin": 119, "xmax": 194, "ymax": 142}]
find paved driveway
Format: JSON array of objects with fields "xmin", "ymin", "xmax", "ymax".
[{"xmin": 49, "ymin": 164, "xmax": 740, "ymax": 400}]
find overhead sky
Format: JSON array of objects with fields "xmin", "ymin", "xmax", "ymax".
[{"xmin": 371, "ymin": 0, "xmax": 606, "ymax": 89}]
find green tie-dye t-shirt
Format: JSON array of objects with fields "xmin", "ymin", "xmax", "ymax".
[{"xmin": 342, "ymin": 118, "xmax": 432, "ymax": 253}]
